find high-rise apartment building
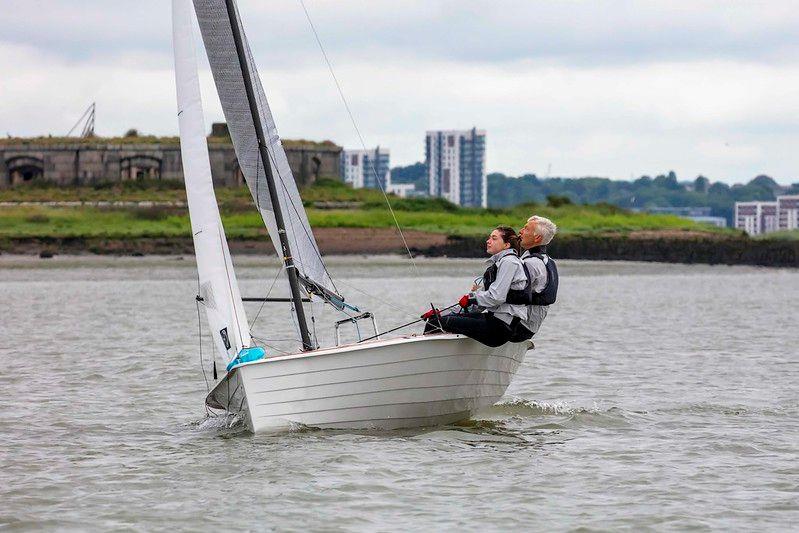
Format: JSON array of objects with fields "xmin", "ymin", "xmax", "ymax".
[
  {"xmin": 340, "ymin": 147, "xmax": 390, "ymax": 190},
  {"xmin": 426, "ymin": 128, "xmax": 486, "ymax": 208}
]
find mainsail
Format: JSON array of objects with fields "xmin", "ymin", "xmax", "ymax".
[
  {"xmin": 193, "ymin": 0, "xmax": 335, "ymax": 295},
  {"xmin": 173, "ymin": 0, "xmax": 250, "ymax": 363}
]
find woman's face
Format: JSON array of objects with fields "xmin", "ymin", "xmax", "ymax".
[{"xmin": 486, "ymin": 229, "xmax": 510, "ymax": 255}]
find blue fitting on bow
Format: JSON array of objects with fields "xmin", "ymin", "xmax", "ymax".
[{"xmin": 226, "ymin": 346, "xmax": 266, "ymax": 372}]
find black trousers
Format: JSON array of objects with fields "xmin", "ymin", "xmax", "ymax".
[
  {"xmin": 509, "ymin": 324, "xmax": 534, "ymax": 343},
  {"xmin": 424, "ymin": 311, "xmax": 515, "ymax": 347}
]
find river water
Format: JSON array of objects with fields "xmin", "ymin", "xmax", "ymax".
[{"xmin": 1, "ymin": 256, "xmax": 797, "ymax": 531}]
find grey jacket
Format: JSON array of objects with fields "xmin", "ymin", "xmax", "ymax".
[
  {"xmin": 471, "ymin": 249, "xmax": 528, "ymax": 325},
  {"xmin": 518, "ymin": 249, "xmax": 550, "ymax": 335}
]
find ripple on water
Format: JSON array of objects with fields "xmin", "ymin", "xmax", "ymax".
[{"xmin": 2, "ymin": 258, "xmax": 798, "ymax": 530}]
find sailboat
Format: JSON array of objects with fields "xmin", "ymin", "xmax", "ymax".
[{"xmin": 172, "ymin": 0, "xmax": 532, "ymax": 432}]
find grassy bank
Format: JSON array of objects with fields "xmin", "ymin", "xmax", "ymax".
[
  {"xmin": 0, "ymin": 181, "xmax": 735, "ymax": 240},
  {"xmin": 754, "ymin": 229, "xmax": 799, "ymax": 241}
]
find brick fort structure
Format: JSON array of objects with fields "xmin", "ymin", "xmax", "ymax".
[{"xmin": 0, "ymin": 124, "xmax": 341, "ymax": 189}]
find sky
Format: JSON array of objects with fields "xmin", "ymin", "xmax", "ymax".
[{"xmin": 1, "ymin": 0, "xmax": 799, "ymax": 184}]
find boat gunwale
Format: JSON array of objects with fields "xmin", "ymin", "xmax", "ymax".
[{"xmin": 233, "ymin": 333, "xmax": 526, "ymax": 369}]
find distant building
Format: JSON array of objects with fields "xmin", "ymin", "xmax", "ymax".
[
  {"xmin": 777, "ymin": 195, "xmax": 799, "ymax": 231},
  {"xmin": 735, "ymin": 201, "xmax": 777, "ymax": 235},
  {"xmin": 340, "ymin": 147, "xmax": 390, "ymax": 190},
  {"xmin": 643, "ymin": 206, "xmax": 727, "ymax": 228},
  {"xmin": 648, "ymin": 206, "xmax": 713, "ymax": 217},
  {"xmin": 734, "ymin": 197, "xmax": 799, "ymax": 235},
  {"xmin": 387, "ymin": 183, "xmax": 416, "ymax": 198},
  {"xmin": 689, "ymin": 216, "xmax": 728, "ymax": 228},
  {"xmin": 0, "ymin": 124, "xmax": 341, "ymax": 189},
  {"xmin": 426, "ymin": 128, "xmax": 486, "ymax": 208}
]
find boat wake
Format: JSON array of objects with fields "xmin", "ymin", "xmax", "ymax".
[
  {"xmin": 193, "ymin": 412, "xmax": 247, "ymax": 433},
  {"xmin": 480, "ymin": 397, "xmax": 604, "ymax": 417},
  {"xmin": 472, "ymin": 397, "xmax": 633, "ymax": 431}
]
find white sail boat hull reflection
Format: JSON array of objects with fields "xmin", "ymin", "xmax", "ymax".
[{"xmin": 207, "ymin": 335, "xmax": 532, "ymax": 432}]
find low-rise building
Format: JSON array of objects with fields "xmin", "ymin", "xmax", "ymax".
[
  {"xmin": 387, "ymin": 183, "xmax": 416, "ymax": 198},
  {"xmin": 340, "ymin": 147, "xmax": 390, "ymax": 190},
  {"xmin": 643, "ymin": 206, "xmax": 728, "ymax": 228},
  {"xmin": 647, "ymin": 206, "xmax": 713, "ymax": 217},
  {"xmin": 688, "ymin": 216, "xmax": 728, "ymax": 228},
  {"xmin": 777, "ymin": 195, "xmax": 799, "ymax": 231},
  {"xmin": 734, "ymin": 200, "xmax": 783, "ymax": 235}
]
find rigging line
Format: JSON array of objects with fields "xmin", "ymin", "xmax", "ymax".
[
  {"xmin": 241, "ymin": 30, "xmax": 340, "ymax": 297},
  {"xmin": 274, "ymin": 163, "xmax": 340, "ymax": 293},
  {"xmin": 195, "ymin": 274, "xmax": 210, "ymax": 392},
  {"xmin": 196, "ymin": 300, "xmax": 210, "ymax": 392},
  {"xmin": 310, "ymin": 302, "xmax": 319, "ymax": 348},
  {"xmin": 330, "ymin": 276, "xmax": 419, "ymax": 319},
  {"xmin": 297, "ymin": 0, "xmax": 420, "ymax": 277},
  {"xmin": 250, "ymin": 335, "xmax": 293, "ymax": 355},
  {"xmin": 289, "ymin": 299, "xmax": 304, "ymax": 346},
  {"xmin": 248, "ymin": 264, "xmax": 284, "ymax": 329},
  {"xmin": 249, "ymin": 335, "xmax": 303, "ymax": 343},
  {"xmin": 254, "ymin": 141, "xmax": 261, "ymax": 211}
]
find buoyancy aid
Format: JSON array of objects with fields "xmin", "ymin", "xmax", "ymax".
[
  {"xmin": 481, "ymin": 251, "xmax": 530, "ymax": 303},
  {"xmin": 504, "ymin": 245, "xmax": 559, "ymax": 306}
]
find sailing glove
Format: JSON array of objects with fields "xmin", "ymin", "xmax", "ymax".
[
  {"xmin": 458, "ymin": 294, "xmax": 476, "ymax": 308},
  {"xmin": 421, "ymin": 308, "xmax": 438, "ymax": 319}
]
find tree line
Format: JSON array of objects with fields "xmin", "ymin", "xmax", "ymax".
[{"xmin": 391, "ymin": 163, "xmax": 799, "ymax": 222}]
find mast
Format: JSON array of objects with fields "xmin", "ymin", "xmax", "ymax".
[{"xmin": 223, "ymin": 0, "xmax": 313, "ymax": 351}]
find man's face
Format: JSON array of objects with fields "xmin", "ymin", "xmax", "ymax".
[{"xmin": 519, "ymin": 219, "xmax": 541, "ymax": 249}]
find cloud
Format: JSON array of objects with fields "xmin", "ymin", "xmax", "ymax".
[
  {"xmin": 6, "ymin": 1, "xmax": 799, "ymax": 66},
  {"xmin": 1, "ymin": 0, "xmax": 799, "ymax": 184}
]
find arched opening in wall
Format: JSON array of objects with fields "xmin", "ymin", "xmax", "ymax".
[
  {"xmin": 311, "ymin": 155, "xmax": 322, "ymax": 182},
  {"xmin": 120, "ymin": 155, "xmax": 162, "ymax": 181},
  {"xmin": 232, "ymin": 161, "xmax": 245, "ymax": 186},
  {"xmin": 6, "ymin": 156, "xmax": 44, "ymax": 185}
]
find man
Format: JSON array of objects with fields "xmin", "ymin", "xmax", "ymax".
[{"xmin": 510, "ymin": 215, "xmax": 559, "ymax": 341}]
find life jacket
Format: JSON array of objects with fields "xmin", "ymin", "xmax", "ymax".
[
  {"xmin": 505, "ymin": 245, "xmax": 559, "ymax": 306},
  {"xmin": 481, "ymin": 251, "xmax": 530, "ymax": 304}
]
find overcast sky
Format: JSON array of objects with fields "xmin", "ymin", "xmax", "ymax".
[{"xmin": 2, "ymin": 0, "xmax": 798, "ymax": 184}]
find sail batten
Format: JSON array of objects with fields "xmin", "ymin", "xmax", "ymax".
[
  {"xmin": 173, "ymin": 0, "xmax": 250, "ymax": 363},
  {"xmin": 193, "ymin": 0, "xmax": 335, "ymax": 295}
]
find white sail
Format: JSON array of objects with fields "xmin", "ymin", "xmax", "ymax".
[
  {"xmin": 192, "ymin": 0, "xmax": 335, "ymax": 294},
  {"xmin": 173, "ymin": 0, "xmax": 250, "ymax": 364}
]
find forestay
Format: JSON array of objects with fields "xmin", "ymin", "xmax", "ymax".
[
  {"xmin": 173, "ymin": 0, "xmax": 250, "ymax": 363},
  {"xmin": 193, "ymin": 0, "xmax": 335, "ymax": 294}
]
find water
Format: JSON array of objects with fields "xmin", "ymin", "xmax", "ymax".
[{"xmin": 1, "ymin": 256, "xmax": 797, "ymax": 531}]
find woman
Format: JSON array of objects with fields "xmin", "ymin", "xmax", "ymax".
[{"xmin": 424, "ymin": 226, "xmax": 529, "ymax": 347}]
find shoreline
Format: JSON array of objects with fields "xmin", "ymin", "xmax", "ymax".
[{"xmin": 2, "ymin": 228, "xmax": 797, "ymax": 267}]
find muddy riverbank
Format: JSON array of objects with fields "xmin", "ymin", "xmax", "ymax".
[{"xmin": 3, "ymin": 228, "xmax": 797, "ymax": 267}]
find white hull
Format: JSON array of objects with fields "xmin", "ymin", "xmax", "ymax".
[{"xmin": 206, "ymin": 334, "xmax": 532, "ymax": 432}]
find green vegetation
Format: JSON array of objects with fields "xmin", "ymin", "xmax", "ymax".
[
  {"xmin": 753, "ymin": 229, "xmax": 799, "ymax": 241},
  {"xmin": 390, "ymin": 162, "xmax": 427, "ymax": 192},
  {"xmin": 390, "ymin": 162, "xmax": 799, "ymax": 225},
  {"xmin": 0, "ymin": 180, "xmax": 736, "ymax": 240},
  {"xmin": 488, "ymin": 171, "xmax": 799, "ymax": 223}
]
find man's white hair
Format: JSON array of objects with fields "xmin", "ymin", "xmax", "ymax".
[{"xmin": 528, "ymin": 215, "xmax": 557, "ymax": 245}]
